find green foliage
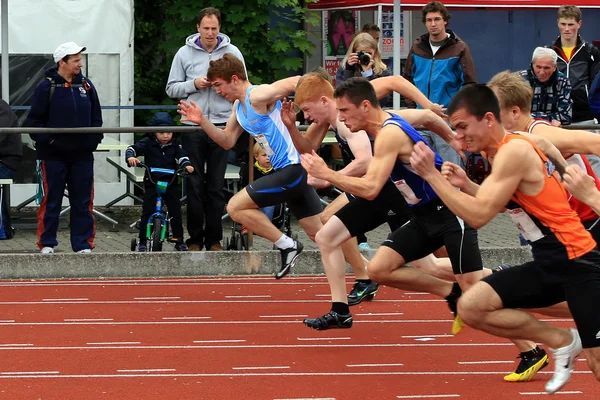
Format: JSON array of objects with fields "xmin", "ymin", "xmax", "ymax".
[{"xmin": 133, "ymin": 0, "xmax": 319, "ymax": 126}]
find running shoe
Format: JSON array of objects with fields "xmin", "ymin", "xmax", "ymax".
[
  {"xmin": 504, "ymin": 348, "xmax": 549, "ymax": 382},
  {"xmin": 304, "ymin": 311, "xmax": 353, "ymax": 330},
  {"xmin": 445, "ymin": 282, "xmax": 464, "ymax": 335},
  {"xmin": 276, "ymin": 240, "xmax": 303, "ymax": 279},
  {"xmin": 347, "ymin": 280, "xmax": 379, "ymax": 306},
  {"xmin": 545, "ymin": 328, "xmax": 582, "ymax": 394}
]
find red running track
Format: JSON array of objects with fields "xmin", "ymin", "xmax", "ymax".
[{"xmin": 0, "ymin": 275, "xmax": 595, "ymax": 399}]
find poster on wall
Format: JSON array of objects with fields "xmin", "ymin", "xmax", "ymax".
[
  {"xmin": 380, "ymin": 10, "xmax": 411, "ymax": 60},
  {"xmin": 323, "ymin": 10, "xmax": 359, "ymax": 86}
]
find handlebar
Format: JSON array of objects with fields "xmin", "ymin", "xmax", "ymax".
[{"xmin": 136, "ymin": 162, "xmax": 188, "ymax": 186}]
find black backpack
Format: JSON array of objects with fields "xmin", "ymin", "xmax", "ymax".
[{"xmin": 46, "ymin": 77, "xmax": 92, "ymax": 104}]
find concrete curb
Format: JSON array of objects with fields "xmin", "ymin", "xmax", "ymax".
[{"xmin": 0, "ymin": 247, "xmax": 532, "ymax": 279}]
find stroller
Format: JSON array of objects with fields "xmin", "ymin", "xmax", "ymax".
[{"xmin": 223, "ymin": 161, "xmax": 296, "ymax": 250}]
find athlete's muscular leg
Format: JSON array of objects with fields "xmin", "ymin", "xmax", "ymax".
[
  {"xmin": 321, "ymin": 193, "xmax": 369, "ymax": 279},
  {"xmin": 314, "ymin": 216, "xmax": 353, "ymax": 303},
  {"xmin": 227, "ymin": 189, "xmax": 283, "ymax": 242},
  {"xmin": 584, "ymin": 347, "xmax": 600, "ymax": 382},
  {"xmin": 367, "ymin": 247, "xmax": 455, "ymax": 298},
  {"xmin": 458, "ymin": 281, "xmax": 574, "ymax": 349}
]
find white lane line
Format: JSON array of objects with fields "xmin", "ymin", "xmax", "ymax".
[
  {"xmin": 162, "ymin": 316, "xmax": 211, "ymax": 320},
  {"xmin": 225, "ymin": 295, "xmax": 272, "ymax": 298},
  {"xmin": 0, "ymin": 299, "xmax": 443, "ymax": 305},
  {"xmin": 192, "ymin": 340, "xmax": 246, "ymax": 343},
  {"xmin": 42, "ymin": 298, "xmax": 88, "ymax": 301},
  {"xmin": 0, "ymin": 344, "xmax": 33, "ymax": 347},
  {"xmin": 315, "ymin": 294, "xmax": 331, "ymax": 297},
  {"xmin": 402, "ymin": 335, "xmax": 454, "ymax": 339},
  {"xmin": 1, "ymin": 371, "xmax": 59, "ymax": 375},
  {"xmin": 0, "ymin": 371, "xmax": 590, "ymax": 379},
  {"xmin": 357, "ymin": 313, "xmax": 404, "ymax": 316},
  {"xmin": 86, "ymin": 342, "xmax": 141, "ymax": 345},
  {"xmin": 259, "ymin": 315, "xmax": 308, "ymax": 318},
  {"xmin": 403, "ymin": 292, "xmax": 429, "ymax": 295},
  {"xmin": 232, "ymin": 366, "xmax": 290, "ymax": 370},
  {"xmin": 274, "ymin": 398, "xmax": 336, "ymax": 400},
  {"xmin": 397, "ymin": 395, "xmax": 460, "ymax": 399},
  {"xmin": 134, "ymin": 297, "xmax": 180, "ymax": 300},
  {"xmin": 347, "ymin": 363, "xmax": 404, "ymax": 367},
  {"xmin": 0, "ymin": 320, "xmax": 14, "ymax": 323},
  {"xmin": 0, "ymin": 319, "xmax": 460, "ymax": 327},
  {"xmin": 0, "ymin": 342, "xmax": 529, "ymax": 351},
  {"xmin": 519, "ymin": 391, "xmax": 583, "ymax": 395},
  {"xmin": 64, "ymin": 318, "xmax": 114, "ymax": 322},
  {"xmin": 117, "ymin": 369, "xmax": 176, "ymax": 373},
  {"xmin": 458, "ymin": 361, "xmax": 513, "ymax": 365},
  {"xmin": 297, "ymin": 337, "xmax": 351, "ymax": 341}
]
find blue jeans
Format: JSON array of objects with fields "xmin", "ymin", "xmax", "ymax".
[{"xmin": 0, "ymin": 163, "xmax": 16, "ymax": 179}]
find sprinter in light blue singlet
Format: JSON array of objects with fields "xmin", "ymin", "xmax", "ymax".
[{"xmin": 178, "ymin": 54, "xmax": 322, "ymax": 279}]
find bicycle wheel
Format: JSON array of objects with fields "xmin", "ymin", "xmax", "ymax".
[{"xmin": 150, "ymin": 217, "xmax": 163, "ymax": 252}]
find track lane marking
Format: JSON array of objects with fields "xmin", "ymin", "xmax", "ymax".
[
  {"xmin": 117, "ymin": 369, "xmax": 176, "ymax": 373},
  {"xmin": 134, "ymin": 297, "xmax": 180, "ymax": 300},
  {"xmin": 0, "ymin": 371, "xmax": 590, "ymax": 379},
  {"xmin": 0, "ymin": 371, "xmax": 59, "ymax": 375},
  {"xmin": 225, "ymin": 295, "xmax": 272, "ymax": 298},
  {"xmin": 64, "ymin": 318, "xmax": 114, "ymax": 322},
  {"xmin": 259, "ymin": 315, "xmax": 308, "ymax": 318},
  {"xmin": 192, "ymin": 340, "xmax": 246, "ymax": 343},
  {"xmin": 231, "ymin": 366, "xmax": 290, "ymax": 370},
  {"xmin": 0, "ymin": 319, "xmax": 460, "ymax": 326},
  {"xmin": 347, "ymin": 363, "xmax": 404, "ymax": 367},
  {"xmin": 397, "ymin": 395, "xmax": 460, "ymax": 399},
  {"xmin": 297, "ymin": 337, "xmax": 351, "ymax": 341},
  {"xmin": 519, "ymin": 391, "xmax": 583, "ymax": 395},
  {"xmin": 162, "ymin": 316, "xmax": 211, "ymax": 320}
]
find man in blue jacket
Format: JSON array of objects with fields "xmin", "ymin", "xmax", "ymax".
[{"xmin": 26, "ymin": 42, "xmax": 103, "ymax": 254}]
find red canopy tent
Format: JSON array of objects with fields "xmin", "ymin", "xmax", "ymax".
[{"xmin": 308, "ymin": 0, "xmax": 600, "ymax": 10}]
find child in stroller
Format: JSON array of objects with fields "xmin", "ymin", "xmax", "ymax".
[{"xmin": 224, "ymin": 143, "xmax": 294, "ymax": 250}]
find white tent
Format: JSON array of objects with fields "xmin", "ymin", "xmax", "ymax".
[{"xmin": 0, "ymin": 0, "xmax": 135, "ymax": 206}]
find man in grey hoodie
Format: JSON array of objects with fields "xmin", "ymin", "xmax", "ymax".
[{"xmin": 166, "ymin": 7, "xmax": 246, "ymax": 251}]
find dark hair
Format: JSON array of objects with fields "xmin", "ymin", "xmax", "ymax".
[
  {"xmin": 333, "ymin": 77, "xmax": 380, "ymax": 109},
  {"xmin": 207, "ymin": 53, "xmax": 247, "ymax": 82},
  {"xmin": 447, "ymin": 84, "xmax": 501, "ymax": 122},
  {"xmin": 197, "ymin": 7, "xmax": 221, "ymax": 25},
  {"xmin": 361, "ymin": 23, "xmax": 381, "ymax": 33},
  {"xmin": 421, "ymin": 1, "xmax": 451, "ymax": 24}
]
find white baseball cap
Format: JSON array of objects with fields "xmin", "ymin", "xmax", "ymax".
[{"xmin": 53, "ymin": 42, "xmax": 86, "ymax": 63}]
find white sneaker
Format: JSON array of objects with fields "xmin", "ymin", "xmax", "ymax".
[
  {"xmin": 41, "ymin": 247, "xmax": 54, "ymax": 254},
  {"xmin": 545, "ymin": 328, "xmax": 582, "ymax": 394},
  {"xmin": 77, "ymin": 249, "xmax": 92, "ymax": 254}
]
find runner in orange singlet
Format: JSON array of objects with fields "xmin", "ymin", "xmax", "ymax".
[{"xmin": 409, "ymin": 83, "xmax": 600, "ymax": 395}]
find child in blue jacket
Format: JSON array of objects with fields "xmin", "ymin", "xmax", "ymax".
[{"xmin": 126, "ymin": 112, "xmax": 193, "ymax": 251}]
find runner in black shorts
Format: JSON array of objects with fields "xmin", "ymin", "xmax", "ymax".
[
  {"xmin": 282, "ymin": 72, "xmax": 455, "ymax": 306},
  {"xmin": 300, "ymin": 77, "xmax": 483, "ymax": 332},
  {"xmin": 412, "ymin": 83, "xmax": 600, "ymax": 393}
]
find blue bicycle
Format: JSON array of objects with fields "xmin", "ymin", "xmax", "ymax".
[{"xmin": 130, "ymin": 163, "xmax": 187, "ymax": 252}]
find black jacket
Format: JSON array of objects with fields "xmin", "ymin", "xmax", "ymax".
[
  {"xmin": 0, "ymin": 99, "xmax": 22, "ymax": 171},
  {"xmin": 25, "ymin": 66, "xmax": 103, "ymax": 161},
  {"xmin": 549, "ymin": 36, "xmax": 600, "ymax": 122},
  {"xmin": 125, "ymin": 136, "xmax": 191, "ymax": 176}
]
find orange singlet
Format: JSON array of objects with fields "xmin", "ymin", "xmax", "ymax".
[{"xmin": 500, "ymin": 134, "xmax": 596, "ymax": 260}]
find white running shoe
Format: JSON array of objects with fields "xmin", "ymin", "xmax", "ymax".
[
  {"xmin": 77, "ymin": 249, "xmax": 92, "ymax": 254},
  {"xmin": 545, "ymin": 328, "xmax": 582, "ymax": 394},
  {"xmin": 41, "ymin": 246, "xmax": 54, "ymax": 254}
]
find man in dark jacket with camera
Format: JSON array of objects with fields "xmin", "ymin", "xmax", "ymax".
[{"xmin": 26, "ymin": 42, "xmax": 103, "ymax": 254}]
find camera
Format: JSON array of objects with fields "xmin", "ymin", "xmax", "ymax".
[{"xmin": 357, "ymin": 51, "xmax": 371, "ymax": 66}]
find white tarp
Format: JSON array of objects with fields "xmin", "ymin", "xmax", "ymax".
[{"xmin": 3, "ymin": 0, "xmax": 135, "ymax": 206}]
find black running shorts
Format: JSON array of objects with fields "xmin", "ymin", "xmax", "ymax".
[
  {"xmin": 483, "ymin": 249, "xmax": 600, "ymax": 348},
  {"xmin": 246, "ymin": 164, "xmax": 322, "ymax": 220},
  {"xmin": 381, "ymin": 199, "xmax": 483, "ymax": 275},
  {"xmin": 335, "ymin": 181, "xmax": 412, "ymax": 238}
]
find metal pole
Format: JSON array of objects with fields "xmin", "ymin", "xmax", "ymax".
[
  {"xmin": 1, "ymin": 0, "xmax": 8, "ymax": 102},
  {"xmin": 393, "ymin": 0, "xmax": 401, "ymax": 109}
]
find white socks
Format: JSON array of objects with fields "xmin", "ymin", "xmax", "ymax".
[{"xmin": 274, "ymin": 234, "xmax": 295, "ymax": 250}]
